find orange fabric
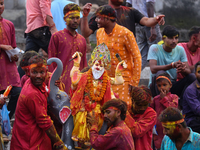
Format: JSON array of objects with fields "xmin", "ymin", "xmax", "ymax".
[
  {"xmin": 112, "ymin": 81, "xmax": 132, "ymax": 108},
  {"xmin": 96, "ymin": 23, "xmax": 141, "ymax": 86}
]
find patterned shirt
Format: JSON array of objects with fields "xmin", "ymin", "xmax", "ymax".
[
  {"xmin": 96, "ymin": 23, "xmax": 141, "ymax": 87},
  {"xmin": 161, "ymin": 128, "xmax": 200, "ymax": 150},
  {"xmin": 48, "ymin": 28, "xmax": 87, "ymax": 93}
]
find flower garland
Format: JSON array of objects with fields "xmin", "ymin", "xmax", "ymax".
[{"xmin": 86, "ymin": 68, "xmax": 108, "ymax": 102}]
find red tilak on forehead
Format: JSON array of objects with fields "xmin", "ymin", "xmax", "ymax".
[{"xmin": 107, "ymin": 106, "xmax": 120, "ymax": 111}]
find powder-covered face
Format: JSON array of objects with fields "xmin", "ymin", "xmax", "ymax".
[
  {"xmin": 103, "ymin": 108, "xmax": 119, "ymax": 127},
  {"xmin": 132, "ymin": 101, "xmax": 148, "ymax": 114},
  {"xmin": 30, "ymin": 65, "xmax": 47, "ymax": 88},
  {"xmin": 163, "ymin": 35, "xmax": 179, "ymax": 49},
  {"xmin": 162, "ymin": 124, "xmax": 181, "ymax": 140},
  {"xmin": 64, "ymin": 11, "xmax": 80, "ymax": 29},
  {"xmin": 92, "ymin": 60, "xmax": 105, "ymax": 79}
]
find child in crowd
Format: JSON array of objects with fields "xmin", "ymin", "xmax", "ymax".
[{"xmin": 150, "ymin": 72, "xmax": 179, "ymax": 150}]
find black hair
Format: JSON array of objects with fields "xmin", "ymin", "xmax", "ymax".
[
  {"xmin": 95, "ymin": 5, "xmax": 117, "ymax": 22},
  {"xmin": 159, "ymin": 107, "xmax": 187, "ymax": 128},
  {"xmin": 19, "ymin": 51, "xmax": 39, "ymax": 67},
  {"xmin": 28, "ymin": 55, "xmax": 46, "ymax": 66},
  {"xmin": 188, "ymin": 26, "xmax": 200, "ymax": 39},
  {"xmin": 195, "ymin": 61, "xmax": 200, "ymax": 72},
  {"xmin": 63, "ymin": 3, "xmax": 80, "ymax": 16},
  {"xmin": 102, "ymin": 99, "xmax": 127, "ymax": 120},
  {"xmin": 162, "ymin": 25, "xmax": 179, "ymax": 38},
  {"xmin": 156, "ymin": 72, "xmax": 171, "ymax": 84}
]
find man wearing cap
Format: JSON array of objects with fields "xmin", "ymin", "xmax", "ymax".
[
  {"xmin": 69, "ymin": 43, "xmax": 127, "ymax": 147},
  {"xmin": 87, "ymin": 99, "xmax": 135, "ymax": 150},
  {"xmin": 11, "ymin": 55, "xmax": 67, "ymax": 150},
  {"xmin": 48, "ymin": 3, "xmax": 87, "ymax": 94},
  {"xmin": 160, "ymin": 107, "xmax": 200, "ymax": 150}
]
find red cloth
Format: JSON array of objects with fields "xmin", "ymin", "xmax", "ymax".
[
  {"xmin": 11, "ymin": 78, "xmax": 53, "ymax": 150},
  {"xmin": 48, "ymin": 28, "xmax": 87, "ymax": 94},
  {"xmin": 150, "ymin": 92, "xmax": 178, "ymax": 149},
  {"xmin": 0, "ymin": 18, "xmax": 20, "ymax": 91},
  {"xmin": 177, "ymin": 43, "xmax": 200, "ymax": 80},
  {"xmin": 70, "ymin": 71, "xmax": 112, "ymax": 115},
  {"xmin": 125, "ymin": 107, "xmax": 157, "ymax": 150},
  {"xmin": 90, "ymin": 121, "xmax": 135, "ymax": 150}
]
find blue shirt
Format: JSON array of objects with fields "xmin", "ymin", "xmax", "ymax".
[
  {"xmin": 147, "ymin": 44, "xmax": 187, "ymax": 86},
  {"xmin": 161, "ymin": 128, "xmax": 200, "ymax": 150},
  {"xmin": 183, "ymin": 80, "xmax": 200, "ymax": 124},
  {"xmin": 51, "ymin": 0, "xmax": 82, "ymax": 31}
]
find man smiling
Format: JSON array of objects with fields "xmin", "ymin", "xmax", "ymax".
[{"xmin": 11, "ymin": 55, "xmax": 67, "ymax": 150}]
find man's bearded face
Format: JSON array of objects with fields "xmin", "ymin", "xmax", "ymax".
[{"xmin": 92, "ymin": 60, "xmax": 105, "ymax": 79}]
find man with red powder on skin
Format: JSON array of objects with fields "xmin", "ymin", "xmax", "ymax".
[
  {"xmin": 10, "ymin": 55, "xmax": 67, "ymax": 150},
  {"xmin": 125, "ymin": 85, "xmax": 157, "ymax": 150}
]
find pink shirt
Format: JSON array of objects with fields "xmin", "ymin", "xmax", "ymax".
[
  {"xmin": 25, "ymin": 0, "xmax": 52, "ymax": 33},
  {"xmin": 0, "ymin": 18, "xmax": 21, "ymax": 91},
  {"xmin": 178, "ymin": 43, "xmax": 200, "ymax": 66}
]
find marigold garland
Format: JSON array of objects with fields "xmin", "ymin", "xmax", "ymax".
[{"xmin": 86, "ymin": 68, "xmax": 108, "ymax": 102}]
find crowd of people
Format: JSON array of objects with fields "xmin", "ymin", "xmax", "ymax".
[{"xmin": 0, "ymin": 0, "xmax": 200, "ymax": 149}]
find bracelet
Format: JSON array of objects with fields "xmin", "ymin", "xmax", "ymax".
[
  {"xmin": 171, "ymin": 62, "xmax": 174, "ymax": 68},
  {"xmin": 154, "ymin": 16, "xmax": 158, "ymax": 23},
  {"xmin": 49, "ymin": 23, "xmax": 55, "ymax": 30},
  {"xmin": 74, "ymin": 62, "xmax": 80, "ymax": 67},
  {"xmin": 115, "ymin": 72, "xmax": 122, "ymax": 76}
]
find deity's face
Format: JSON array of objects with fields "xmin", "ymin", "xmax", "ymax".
[
  {"xmin": 163, "ymin": 35, "xmax": 179, "ymax": 49},
  {"xmin": 110, "ymin": 0, "xmax": 123, "ymax": 6},
  {"xmin": 195, "ymin": 65, "xmax": 200, "ymax": 83},
  {"xmin": 65, "ymin": 12, "xmax": 80, "ymax": 30},
  {"xmin": 156, "ymin": 79, "xmax": 172, "ymax": 94},
  {"xmin": 92, "ymin": 60, "xmax": 105, "ymax": 79},
  {"xmin": 0, "ymin": 0, "xmax": 4, "ymax": 17},
  {"xmin": 30, "ymin": 65, "xmax": 47, "ymax": 88},
  {"xmin": 103, "ymin": 108, "xmax": 120, "ymax": 127}
]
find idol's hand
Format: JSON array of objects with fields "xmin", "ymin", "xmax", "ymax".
[
  {"xmin": 116, "ymin": 60, "xmax": 127, "ymax": 73},
  {"xmin": 72, "ymin": 52, "xmax": 81, "ymax": 64}
]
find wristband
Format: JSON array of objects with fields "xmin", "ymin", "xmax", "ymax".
[
  {"xmin": 49, "ymin": 23, "xmax": 55, "ymax": 30},
  {"xmin": 171, "ymin": 62, "xmax": 174, "ymax": 68},
  {"xmin": 74, "ymin": 62, "xmax": 80, "ymax": 67},
  {"xmin": 115, "ymin": 72, "xmax": 122, "ymax": 76}
]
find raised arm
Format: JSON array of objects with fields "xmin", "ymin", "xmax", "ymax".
[{"xmin": 80, "ymin": 3, "xmax": 94, "ymax": 38}]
